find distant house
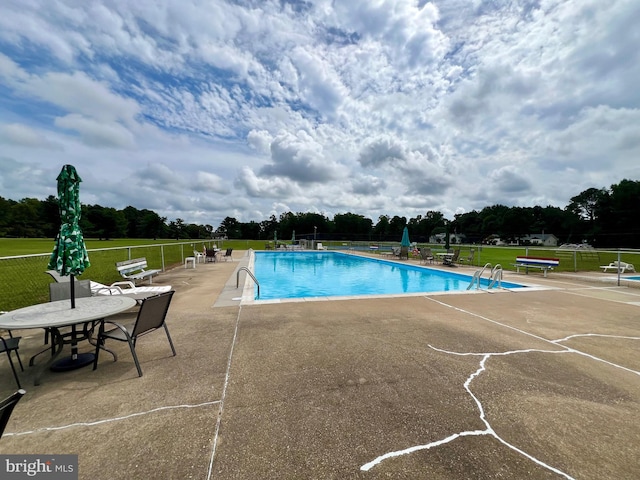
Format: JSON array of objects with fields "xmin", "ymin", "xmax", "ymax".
[
  {"xmin": 520, "ymin": 233, "xmax": 558, "ymax": 247},
  {"xmin": 483, "ymin": 233, "xmax": 558, "ymax": 247}
]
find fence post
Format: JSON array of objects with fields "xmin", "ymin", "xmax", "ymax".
[{"xmin": 161, "ymin": 245, "xmax": 165, "ymax": 272}]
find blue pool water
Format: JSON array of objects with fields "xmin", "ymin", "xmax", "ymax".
[{"xmin": 252, "ymin": 251, "xmax": 524, "ymax": 300}]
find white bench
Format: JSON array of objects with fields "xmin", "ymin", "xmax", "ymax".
[
  {"xmin": 512, "ymin": 256, "xmax": 559, "ymax": 278},
  {"xmin": 116, "ymin": 258, "xmax": 161, "ymax": 284}
]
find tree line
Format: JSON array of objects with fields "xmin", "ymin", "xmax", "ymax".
[{"xmin": 1, "ymin": 179, "xmax": 639, "ymax": 248}]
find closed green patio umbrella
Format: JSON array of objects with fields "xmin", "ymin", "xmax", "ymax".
[
  {"xmin": 47, "ymin": 165, "xmax": 92, "ymax": 370},
  {"xmin": 47, "ymin": 165, "xmax": 90, "ymax": 308}
]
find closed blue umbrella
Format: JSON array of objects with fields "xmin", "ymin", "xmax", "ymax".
[
  {"xmin": 401, "ymin": 226, "xmax": 410, "ymax": 247},
  {"xmin": 399, "ymin": 226, "xmax": 411, "ymax": 260}
]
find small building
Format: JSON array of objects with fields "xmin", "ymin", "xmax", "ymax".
[{"xmin": 519, "ymin": 233, "xmax": 558, "ymax": 247}]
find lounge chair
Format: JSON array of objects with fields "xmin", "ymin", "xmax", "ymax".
[
  {"xmin": 600, "ymin": 261, "xmax": 635, "ymax": 273},
  {"xmin": 46, "ymin": 270, "xmax": 171, "ymax": 302},
  {"xmin": 90, "ymin": 281, "xmax": 172, "ymax": 301},
  {"xmin": 316, "ymin": 242, "xmax": 326, "ymax": 250}
]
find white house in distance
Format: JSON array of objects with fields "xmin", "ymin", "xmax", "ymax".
[
  {"xmin": 484, "ymin": 233, "xmax": 559, "ymax": 247},
  {"xmin": 520, "ymin": 233, "xmax": 559, "ymax": 247}
]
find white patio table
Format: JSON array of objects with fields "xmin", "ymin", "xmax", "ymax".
[{"xmin": 0, "ymin": 296, "xmax": 136, "ymax": 385}]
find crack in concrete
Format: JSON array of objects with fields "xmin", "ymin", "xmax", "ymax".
[{"xmin": 361, "ymin": 299, "xmax": 639, "ymax": 476}]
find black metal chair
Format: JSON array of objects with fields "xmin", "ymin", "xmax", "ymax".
[
  {"xmin": 1, "ymin": 330, "xmax": 24, "ymax": 389},
  {"xmin": 93, "ymin": 291, "xmax": 176, "ymax": 377},
  {"xmin": 205, "ymin": 249, "xmax": 218, "ymax": 263},
  {"xmin": 0, "ymin": 389, "xmax": 26, "ymax": 438},
  {"xmin": 221, "ymin": 248, "xmax": 233, "ymax": 261}
]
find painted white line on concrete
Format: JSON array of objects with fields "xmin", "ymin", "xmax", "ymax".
[
  {"xmin": 4, "ymin": 401, "xmax": 220, "ymax": 437},
  {"xmin": 554, "ymin": 333, "xmax": 640, "ymax": 343},
  {"xmin": 206, "ymin": 304, "xmax": 243, "ymax": 480},
  {"xmin": 361, "ymin": 296, "xmax": 639, "ymax": 476}
]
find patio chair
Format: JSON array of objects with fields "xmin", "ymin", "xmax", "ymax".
[
  {"xmin": 205, "ymin": 248, "xmax": 218, "ymax": 263},
  {"xmin": 221, "ymin": 248, "xmax": 233, "ymax": 261},
  {"xmin": 1, "ymin": 324, "xmax": 24, "ymax": 389},
  {"xmin": 399, "ymin": 246, "xmax": 409, "ymax": 260},
  {"xmin": 458, "ymin": 249, "xmax": 475, "ymax": 265},
  {"xmin": 193, "ymin": 250, "xmax": 205, "ymax": 263},
  {"xmin": 0, "ymin": 389, "xmax": 26, "ymax": 438},
  {"xmin": 420, "ymin": 248, "xmax": 434, "ymax": 264},
  {"xmin": 93, "ymin": 291, "xmax": 176, "ymax": 377},
  {"xmin": 443, "ymin": 249, "xmax": 460, "ymax": 266}
]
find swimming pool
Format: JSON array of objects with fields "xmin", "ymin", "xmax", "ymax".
[{"xmin": 251, "ymin": 251, "xmax": 524, "ymax": 301}]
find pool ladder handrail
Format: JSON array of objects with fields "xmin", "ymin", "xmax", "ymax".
[
  {"xmin": 467, "ymin": 263, "xmax": 503, "ymax": 290},
  {"xmin": 488, "ymin": 264, "xmax": 503, "ymax": 289},
  {"xmin": 237, "ymin": 266, "xmax": 260, "ymax": 298}
]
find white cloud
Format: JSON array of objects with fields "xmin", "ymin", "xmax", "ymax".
[
  {"xmin": 0, "ymin": 0, "xmax": 638, "ymax": 227},
  {"xmin": 0, "ymin": 123, "xmax": 63, "ymax": 150}
]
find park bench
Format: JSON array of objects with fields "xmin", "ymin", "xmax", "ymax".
[
  {"xmin": 116, "ymin": 257, "xmax": 161, "ymax": 285},
  {"xmin": 512, "ymin": 256, "xmax": 559, "ymax": 278}
]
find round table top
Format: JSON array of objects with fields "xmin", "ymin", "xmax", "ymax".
[{"xmin": 0, "ymin": 296, "xmax": 137, "ymax": 330}]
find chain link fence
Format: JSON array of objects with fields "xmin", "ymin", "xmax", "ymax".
[
  {"xmin": 0, "ymin": 241, "xmax": 214, "ymax": 311},
  {"xmin": 3, "ymin": 241, "xmax": 639, "ymax": 312}
]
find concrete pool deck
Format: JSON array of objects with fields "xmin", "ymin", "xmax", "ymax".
[{"xmin": 2, "ymin": 250, "xmax": 639, "ymax": 479}]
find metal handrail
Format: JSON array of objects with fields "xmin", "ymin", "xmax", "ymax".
[
  {"xmin": 236, "ymin": 267, "xmax": 260, "ymax": 298},
  {"xmin": 467, "ymin": 263, "xmax": 492, "ymax": 290},
  {"xmin": 489, "ymin": 264, "xmax": 503, "ymax": 289}
]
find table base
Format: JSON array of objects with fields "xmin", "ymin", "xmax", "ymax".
[{"xmin": 50, "ymin": 353, "xmax": 95, "ymax": 372}]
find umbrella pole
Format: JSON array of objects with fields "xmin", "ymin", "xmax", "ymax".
[{"xmin": 70, "ymin": 273, "xmax": 76, "ymax": 309}]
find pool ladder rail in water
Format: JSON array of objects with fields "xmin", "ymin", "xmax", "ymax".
[
  {"xmin": 468, "ymin": 263, "xmax": 503, "ymax": 291},
  {"xmin": 237, "ymin": 266, "xmax": 261, "ymax": 298}
]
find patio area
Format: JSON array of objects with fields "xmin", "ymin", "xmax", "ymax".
[{"xmin": 2, "ymin": 251, "xmax": 639, "ymax": 479}]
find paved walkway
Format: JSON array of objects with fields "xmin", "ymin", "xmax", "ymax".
[{"xmin": 2, "ymin": 251, "xmax": 639, "ymax": 479}]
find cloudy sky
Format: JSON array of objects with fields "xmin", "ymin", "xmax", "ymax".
[{"xmin": 1, "ymin": 0, "xmax": 639, "ymax": 229}]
